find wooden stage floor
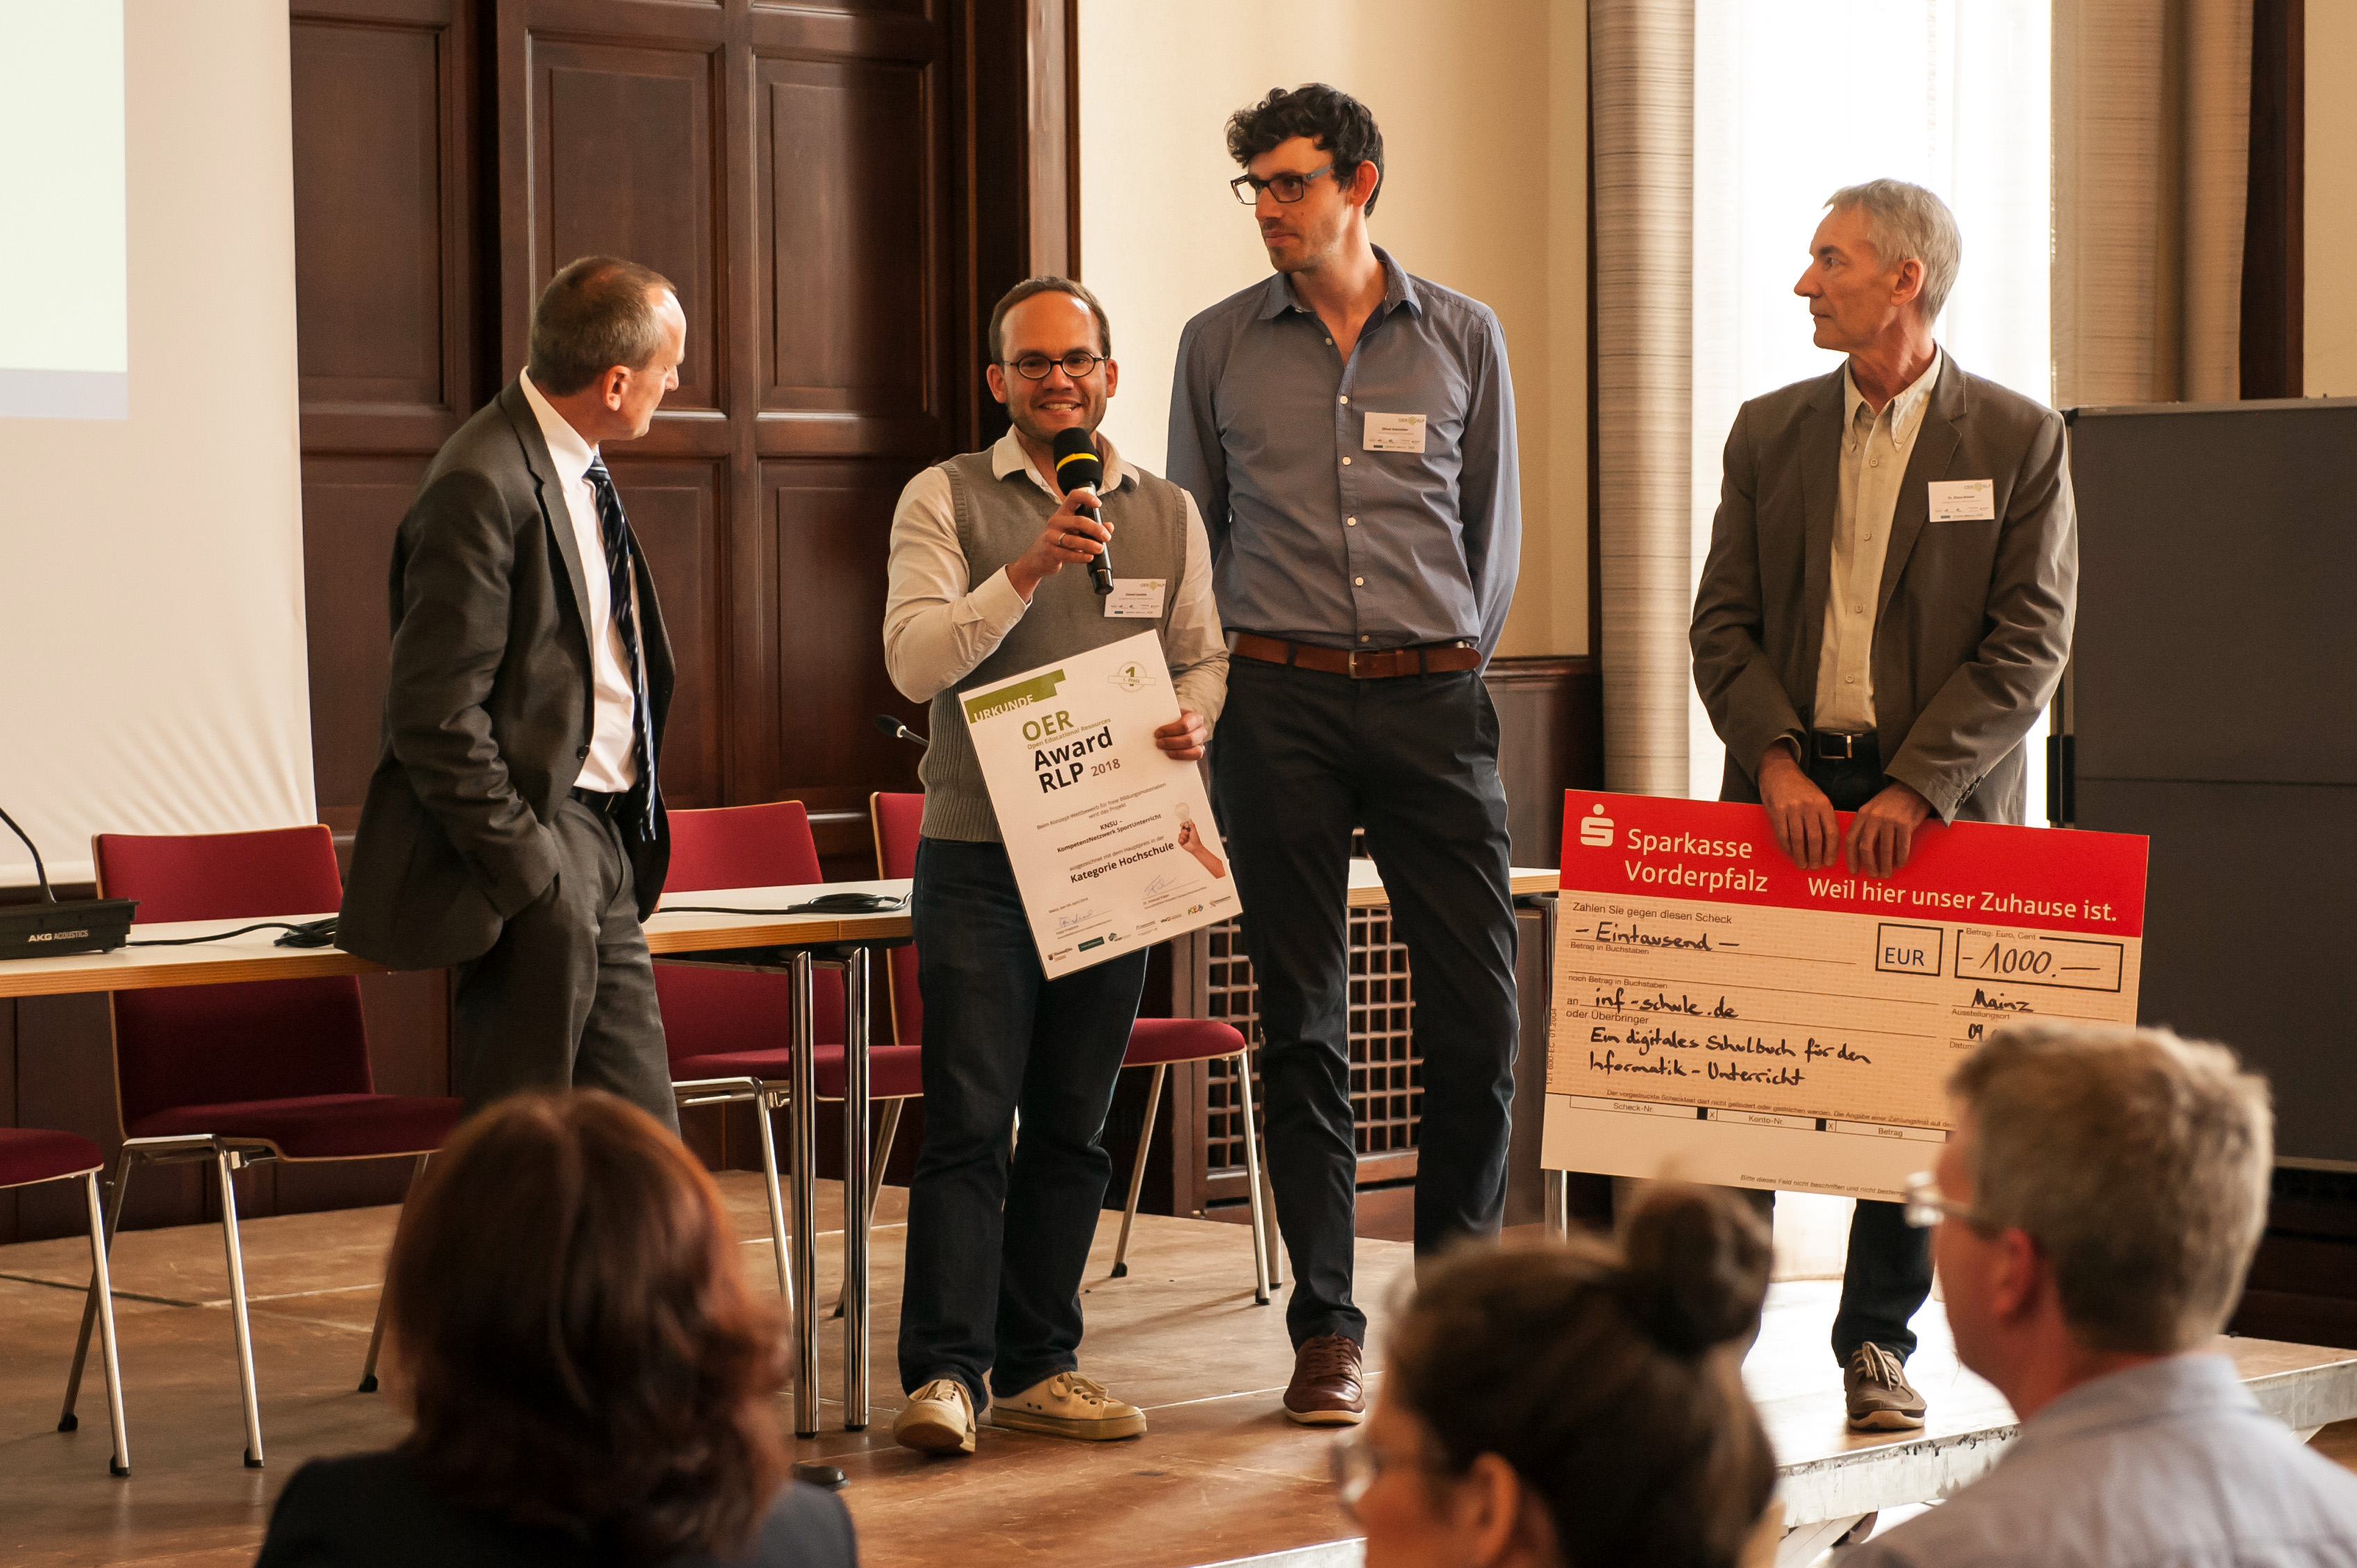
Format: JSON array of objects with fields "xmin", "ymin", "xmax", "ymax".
[{"xmin": 3, "ymin": 1172, "xmax": 2354, "ymax": 1568}]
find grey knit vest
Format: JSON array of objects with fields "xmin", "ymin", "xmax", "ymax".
[{"xmin": 921, "ymin": 449, "xmax": 1192, "ymax": 842}]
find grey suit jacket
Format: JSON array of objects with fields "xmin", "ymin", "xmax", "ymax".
[
  {"xmin": 1690, "ymin": 355, "xmax": 2076, "ymax": 824},
  {"xmin": 339, "ymin": 381, "xmax": 675, "ymax": 971}
]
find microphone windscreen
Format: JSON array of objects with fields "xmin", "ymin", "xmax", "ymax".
[{"xmin": 1051, "ymin": 427, "xmax": 1102, "ymax": 494}]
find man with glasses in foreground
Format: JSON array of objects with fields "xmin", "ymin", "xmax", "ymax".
[
  {"xmin": 1168, "ymin": 82, "xmax": 1522, "ymax": 1428},
  {"xmin": 882, "ymin": 277, "xmax": 1226, "ymax": 1456},
  {"xmin": 1846, "ymin": 1024, "xmax": 2357, "ymax": 1565}
]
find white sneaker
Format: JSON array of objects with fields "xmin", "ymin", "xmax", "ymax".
[
  {"xmin": 985, "ymin": 1370, "xmax": 1147, "ymax": 1441},
  {"xmin": 893, "ymin": 1377, "xmax": 977, "ymax": 1455}
]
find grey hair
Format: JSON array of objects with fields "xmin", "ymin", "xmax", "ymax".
[
  {"xmin": 1949, "ymin": 1023, "xmax": 2272, "ymax": 1355},
  {"xmin": 1825, "ymin": 178, "xmax": 1963, "ymax": 323},
  {"xmin": 527, "ymin": 256, "xmax": 676, "ymax": 397}
]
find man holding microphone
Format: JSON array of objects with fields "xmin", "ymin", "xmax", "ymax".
[{"xmin": 882, "ymin": 278, "xmax": 1227, "ymax": 1456}]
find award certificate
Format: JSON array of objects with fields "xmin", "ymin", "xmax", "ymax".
[
  {"xmin": 1542, "ymin": 790, "xmax": 2149, "ymax": 1199},
  {"xmin": 960, "ymin": 630, "xmax": 1239, "ymax": 978}
]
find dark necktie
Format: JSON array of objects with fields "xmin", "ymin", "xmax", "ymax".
[{"xmin": 585, "ymin": 456, "xmax": 656, "ymax": 835}]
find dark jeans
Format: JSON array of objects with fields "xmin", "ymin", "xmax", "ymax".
[
  {"xmin": 450, "ymin": 794, "xmax": 677, "ymax": 1131},
  {"xmin": 897, "ymin": 838, "xmax": 1145, "ymax": 1407},
  {"xmin": 1737, "ymin": 739, "xmax": 1935, "ymax": 1364},
  {"xmin": 1210, "ymin": 658, "xmax": 1520, "ymax": 1349}
]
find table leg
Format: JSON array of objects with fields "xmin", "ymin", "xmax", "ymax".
[
  {"xmin": 789, "ymin": 950, "xmax": 821, "ymax": 1437},
  {"xmin": 842, "ymin": 946, "xmax": 872, "ymax": 1431}
]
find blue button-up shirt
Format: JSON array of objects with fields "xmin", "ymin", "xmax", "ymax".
[
  {"xmin": 1844, "ymin": 1354, "xmax": 2357, "ymax": 1568},
  {"xmin": 1165, "ymin": 248, "xmax": 1520, "ymax": 658}
]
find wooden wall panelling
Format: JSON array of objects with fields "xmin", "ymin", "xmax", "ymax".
[
  {"xmin": 295, "ymin": 0, "xmax": 484, "ymax": 831},
  {"xmin": 750, "ymin": 9, "xmax": 953, "ymax": 862},
  {"xmin": 299, "ymin": 459, "xmax": 438, "ymax": 828},
  {"xmin": 766, "ymin": 462, "xmax": 932, "ymax": 869},
  {"xmin": 1484, "ymin": 655, "xmax": 1603, "ymax": 868}
]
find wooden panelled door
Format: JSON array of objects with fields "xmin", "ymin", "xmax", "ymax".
[{"xmin": 297, "ymin": 0, "xmax": 1069, "ymax": 871}]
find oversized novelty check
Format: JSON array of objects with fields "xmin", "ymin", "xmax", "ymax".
[
  {"xmin": 963, "ymin": 630, "xmax": 1239, "ymax": 978},
  {"xmin": 1541, "ymin": 790, "xmax": 2149, "ymax": 1199}
]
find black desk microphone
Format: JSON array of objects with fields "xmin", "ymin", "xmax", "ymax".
[{"xmin": 1051, "ymin": 427, "xmax": 1115, "ymax": 595}]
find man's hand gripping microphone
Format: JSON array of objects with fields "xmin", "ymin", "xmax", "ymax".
[{"xmin": 1051, "ymin": 426, "xmax": 1115, "ymax": 596}]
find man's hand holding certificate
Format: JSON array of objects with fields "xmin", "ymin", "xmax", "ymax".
[
  {"xmin": 1542, "ymin": 790, "xmax": 2148, "ymax": 1199},
  {"xmin": 960, "ymin": 629, "xmax": 1238, "ymax": 978}
]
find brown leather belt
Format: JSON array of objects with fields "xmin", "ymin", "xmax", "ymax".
[{"xmin": 1231, "ymin": 631, "xmax": 1481, "ymax": 679}]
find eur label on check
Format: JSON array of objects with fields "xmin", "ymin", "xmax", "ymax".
[{"xmin": 1540, "ymin": 792, "xmax": 2148, "ymax": 1199}]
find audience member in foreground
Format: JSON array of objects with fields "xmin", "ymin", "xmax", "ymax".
[
  {"xmin": 1847, "ymin": 1023, "xmax": 2357, "ymax": 1567},
  {"xmin": 253, "ymin": 1093, "xmax": 855, "ymax": 1568},
  {"xmin": 1338, "ymin": 1188, "xmax": 1777, "ymax": 1568}
]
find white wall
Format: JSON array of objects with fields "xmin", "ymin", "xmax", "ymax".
[
  {"xmin": 1076, "ymin": 0, "xmax": 1589, "ymax": 658},
  {"xmin": 2309, "ymin": 3, "xmax": 2357, "ymax": 397}
]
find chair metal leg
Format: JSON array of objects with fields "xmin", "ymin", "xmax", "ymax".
[
  {"xmin": 833, "ymin": 1097, "xmax": 903, "ymax": 1320},
  {"xmin": 753, "ymin": 1085, "xmax": 796, "ymax": 1315},
  {"xmin": 63, "ymin": 1150, "xmax": 134, "ymax": 1430},
  {"xmin": 81, "ymin": 1171, "xmax": 130, "ymax": 1476},
  {"xmin": 787, "ymin": 951, "xmax": 822, "ymax": 1437},
  {"xmin": 1234, "ymin": 1053, "xmax": 1273, "ymax": 1306},
  {"xmin": 1263, "ymin": 1158, "xmax": 1284, "ymax": 1290},
  {"xmin": 215, "ymin": 1149, "xmax": 265, "ymax": 1468},
  {"xmin": 840, "ymin": 946, "xmax": 874, "ymax": 1432},
  {"xmin": 358, "ymin": 1152, "xmax": 428, "ymax": 1394},
  {"xmin": 1110, "ymin": 1064, "xmax": 1167, "ymax": 1280}
]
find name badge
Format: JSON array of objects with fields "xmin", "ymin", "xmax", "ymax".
[
  {"xmin": 1103, "ymin": 578, "xmax": 1167, "ymax": 619},
  {"xmin": 1363, "ymin": 412, "xmax": 1428, "ymax": 453},
  {"xmin": 1927, "ymin": 478, "xmax": 1997, "ymax": 522}
]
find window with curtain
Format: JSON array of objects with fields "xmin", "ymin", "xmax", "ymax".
[{"xmin": 1687, "ymin": 0, "xmax": 2054, "ymax": 817}]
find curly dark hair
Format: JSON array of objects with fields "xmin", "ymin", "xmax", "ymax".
[
  {"xmin": 1224, "ymin": 83, "xmax": 1385, "ymax": 217},
  {"xmin": 1388, "ymin": 1187, "xmax": 1777, "ymax": 1568},
  {"xmin": 385, "ymin": 1092, "xmax": 789, "ymax": 1565}
]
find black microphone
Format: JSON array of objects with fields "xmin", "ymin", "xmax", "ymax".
[
  {"xmin": 874, "ymin": 714, "xmax": 928, "ymax": 749},
  {"xmin": 1051, "ymin": 427, "xmax": 1115, "ymax": 595}
]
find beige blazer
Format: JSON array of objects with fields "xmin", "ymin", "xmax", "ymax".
[{"xmin": 1690, "ymin": 356, "xmax": 2076, "ymax": 824}]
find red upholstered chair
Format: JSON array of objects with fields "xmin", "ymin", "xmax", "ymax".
[
  {"xmin": 658, "ymin": 801, "xmax": 923, "ymax": 1315},
  {"xmin": 868, "ymin": 793, "xmax": 1272, "ymax": 1303},
  {"xmin": 3, "ymin": 1129, "xmax": 128, "ymax": 1475},
  {"xmin": 70, "ymin": 826, "xmax": 463, "ymax": 1468}
]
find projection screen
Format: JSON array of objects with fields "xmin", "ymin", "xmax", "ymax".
[{"xmin": 0, "ymin": 0, "xmax": 313, "ymax": 888}]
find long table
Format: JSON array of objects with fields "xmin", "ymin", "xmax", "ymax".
[{"xmin": 1, "ymin": 862, "xmax": 1562, "ymax": 1437}]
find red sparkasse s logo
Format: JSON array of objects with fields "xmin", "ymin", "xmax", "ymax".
[{"xmin": 1577, "ymin": 802, "xmax": 1614, "ymax": 849}]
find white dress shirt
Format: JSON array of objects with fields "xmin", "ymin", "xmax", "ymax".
[
  {"xmin": 883, "ymin": 429, "xmax": 1228, "ymax": 725},
  {"xmin": 1811, "ymin": 350, "xmax": 1944, "ymax": 735},
  {"xmin": 518, "ymin": 369, "xmax": 640, "ymax": 792}
]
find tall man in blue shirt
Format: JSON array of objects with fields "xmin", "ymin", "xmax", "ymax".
[{"xmin": 1167, "ymin": 84, "xmax": 1522, "ymax": 1425}]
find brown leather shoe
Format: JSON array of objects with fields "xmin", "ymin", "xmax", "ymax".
[{"xmin": 1284, "ymin": 1333, "xmax": 1367, "ymax": 1425}]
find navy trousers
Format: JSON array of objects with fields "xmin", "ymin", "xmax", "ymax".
[
  {"xmin": 1211, "ymin": 658, "xmax": 1520, "ymax": 1349},
  {"xmin": 1731, "ymin": 741, "xmax": 1937, "ymax": 1364},
  {"xmin": 896, "ymin": 838, "xmax": 1145, "ymax": 1406}
]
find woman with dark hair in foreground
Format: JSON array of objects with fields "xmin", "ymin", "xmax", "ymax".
[
  {"xmin": 256, "ymin": 1092, "xmax": 855, "ymax": 1568},
  {"xmin": 1337, "ymin": 1188, "xmax": 1779, "ymax": 1568}
]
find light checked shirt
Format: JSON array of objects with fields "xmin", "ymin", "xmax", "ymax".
[{"xmin": 1812, "ymin": 349, "xmax": 1944, "ymax": 735}]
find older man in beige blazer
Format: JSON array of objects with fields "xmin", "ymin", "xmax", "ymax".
[{"xmin": 1691, "ymin": 179, "xmax": 2077, "ymax": 1434}]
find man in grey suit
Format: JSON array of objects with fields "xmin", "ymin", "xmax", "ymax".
[
  {"xmin": 1691, "ymin": 180, "xmax": 2076, "ymax": 1431},
  {"xmin": 340, "ymin": 256, "xmax": 685, "ymax": 1129}
]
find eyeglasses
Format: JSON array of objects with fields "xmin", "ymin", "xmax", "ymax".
[
  {"xmin": 1229, "ymin": 163, "xmax": 1334, "ymax": 206},
  {"xmin": 1329, "ymin": 1429, "xmax": 1446, "ymax": 1520},
  {"xmin": 1004, "ymin": 350, "xmax": 1109, "ymax": 381},
  {"xmin": 1902, "ymin": 1171, "xmax": 1994, "ymax": 1231}
]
